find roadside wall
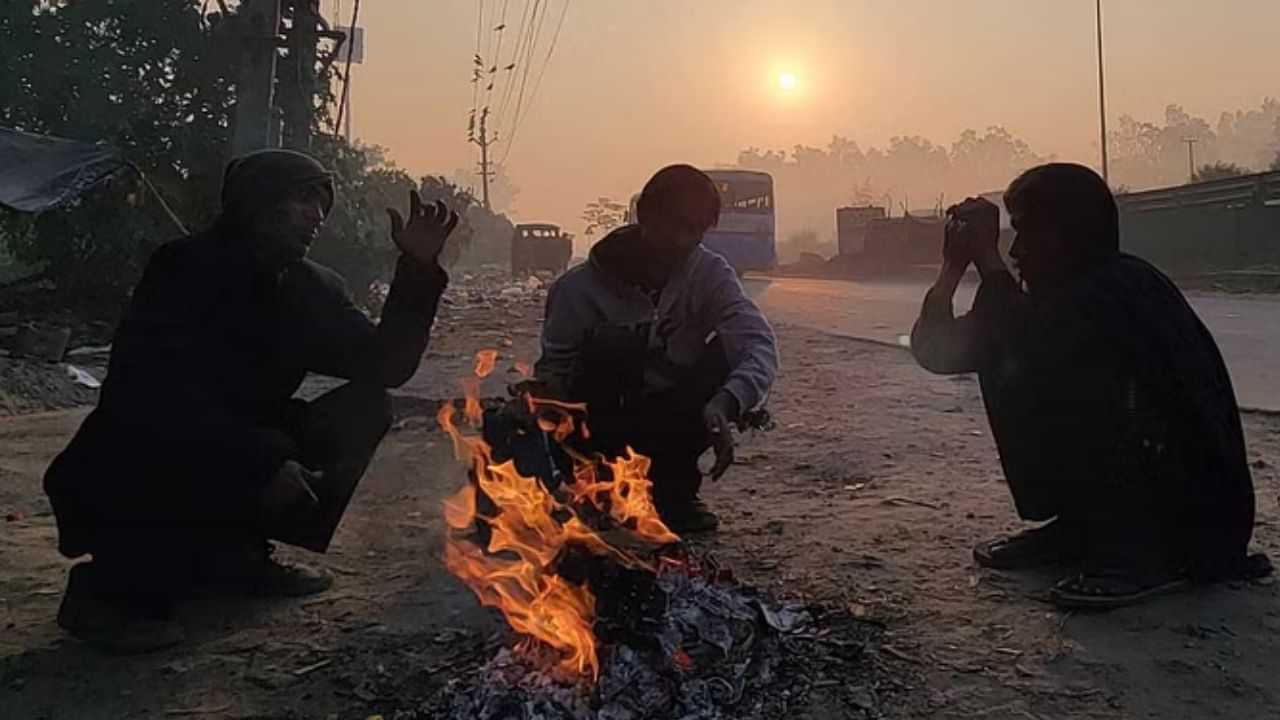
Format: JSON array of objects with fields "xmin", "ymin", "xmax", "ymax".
[{"xmin": 1119, "ymin": 171, "xmax": 1280, "ymax": 277}]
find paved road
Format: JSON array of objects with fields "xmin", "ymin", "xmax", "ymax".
[{"xmin": 746, "ymin": 276, "xmax": 1280, "ymax": 412}]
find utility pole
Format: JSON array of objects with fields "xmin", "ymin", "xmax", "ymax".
[
  {"xmin": 282, "ymin": 0, "xmax": 322, "ymax": 150},
  {"xmin": 1184, "ymin": 138, "xmax": 1199, "ymax": 183},
  {"xmin": 471, "ymin": 108, "xmax": 496, "ymax": 211},
  {"xmin": 231, "ymin": 0, "xmax": 283, "ymax": 156},
  {"xmin": 1095, "ymin": 0, "xmax": 1110, "ymax": 184}
]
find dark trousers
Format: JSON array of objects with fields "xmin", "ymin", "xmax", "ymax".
[
  {"xmin": 581, "ymin": 337, "xmax": 731, "ymax": 514},
  {"xmin": 1003, "ymin": 427, "xmax": 1185, "ymax": 581},
  {"xmin": 484, "ymin": 333, "xmax": 730, "ymax": 521},
  {"xmin": 53, "ymin": 382, "xmax": 391, "ymax": 606}
]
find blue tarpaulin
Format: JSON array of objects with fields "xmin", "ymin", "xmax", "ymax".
[{"xmin": 0, "ymin": 128, "xmax": 128, "ymax": 213}]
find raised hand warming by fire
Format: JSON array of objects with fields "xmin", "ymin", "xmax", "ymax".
[{"xmin": 386, "ymin": 190, "xmax": 460, "ymax": 268}]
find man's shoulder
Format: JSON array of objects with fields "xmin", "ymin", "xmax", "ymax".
[
  {"xmin": 547, "ymin": 261, "xmax": 600, "ymax": 297},
  {"xmin": 690, "ymin": 245, "xmax": 737, "ymax": 279}
]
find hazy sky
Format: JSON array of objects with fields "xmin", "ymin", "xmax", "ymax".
[{"xmin": 340, "ymin": 0, "xmax": 1279, "ymax": 236}]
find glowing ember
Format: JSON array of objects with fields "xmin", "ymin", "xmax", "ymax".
[
  {"xmin": 474, "ymin": 349, "xmax": 499, "ymax": 378},
  {"xmin": 439, "ymin": 350, "xmax": 679, "ymax": 680}
]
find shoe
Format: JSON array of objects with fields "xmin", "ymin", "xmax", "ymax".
[
  {"xmin": 973, "ymin": 518, "xmax": 1082, "ymax": 570},
  {"xmin": 201, "ymin": 540, "xmax": 333, "ymax": 598},
  {"xmin": 56, "ymin": 563, "xmax": 185, "ymax": 654},
  {"xmin": 662, "ymin": 498, "xmax": 720, "ymax": 535},
  {"xmin": 1048, "ymin": 570, "xmax": 1190, "ymax": 611}
]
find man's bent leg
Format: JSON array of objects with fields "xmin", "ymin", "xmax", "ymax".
[
  {"xmin": 203, "ymin": 383, "xmax": 392, "ymax": 597},
  {"xmin": 973, "ymin": 464, "xmax": 1084, "ymax": 571},
  {"xmin": 58, "ymin": 526, "xmax": 190, "ymax": 653},
  {"xmin": 268, "ymin": 382, "xmax": 393, "ymax": 553}
]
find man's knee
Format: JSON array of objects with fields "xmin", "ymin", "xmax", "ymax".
[
  {"xmin": 309, "ymin": 383, "xmax": 393, "ymax": 443},
  {"xmin": 351, "ymin": 385, "xmax": 393, "ymax": 437}
]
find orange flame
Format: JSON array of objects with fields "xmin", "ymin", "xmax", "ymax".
[
  {"xmin": 462, "ymin": 349, "xmax": 499, "ymax": 426},
  {"xmin": 439, "ymin": 356, "xmax": 679, "ymax": 681}
]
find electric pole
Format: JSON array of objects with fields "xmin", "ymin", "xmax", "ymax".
[
  {"xmin": 1184, "ymin": 138, "xmax": 1199, "ymax": 183},
  {"xmin": 231, "ymin": 0, "xmax": 283, "ymax": 156},
  {"xmin": 471, "ymin": 108, "xmax": 496, "ymax": 211},
  {"xmin": 1095, "ymin": 0, "xmax": 1109, "ymax": 184},
  {"xmin": 282, "ymin": 0, "xmax": 322, "ymax": 150}
]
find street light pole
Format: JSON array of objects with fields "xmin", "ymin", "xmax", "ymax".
[
  {"xmin": 1184, "ymin": 138, "xmax": 1199, "ymax": 183},
  {"xmin": 1095, "ymin": 0, "xmax": 1109, "ymax": 184}
]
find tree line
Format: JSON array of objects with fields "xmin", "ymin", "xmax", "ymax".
[
  {"xmin": 737, "ymin": 101, "xmax": 1280, "ymax": 260},
  {"xmin": 0, "ymin": 0, "xmax": 512, "ymax": 315}
]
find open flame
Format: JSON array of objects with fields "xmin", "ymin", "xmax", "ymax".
[{"xmin": 439, "ymin": 350, "xmax": 679, "ymax": 680}]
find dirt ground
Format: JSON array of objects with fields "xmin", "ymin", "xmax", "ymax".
[{"xmin": 2, "ymin": 286, "xmax": 1279, "ymax": 719}]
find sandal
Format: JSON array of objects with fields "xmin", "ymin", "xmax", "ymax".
[
  {"xmin": 1048, "ymin": 571, "xmax": 1189, "ymax": 611},
  {"xmin": 974, "ymin": 519, "xmax": 1081, "ymax": 570}
]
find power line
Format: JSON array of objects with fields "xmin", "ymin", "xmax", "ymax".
[
  {"xmin": 484, "ymin": 0, "xmax": 514, "ymax": 108},
  {"xmin": 486, "ymin": 0, "xmax": 511, "ymax": 101},
  {"xmin": 505, "ymin": 0, "xmax": 548, "ymax": 136},
  {"xmin": 493, "ymin": 0, "xmax": 536, "ymax": 133},
  {"xmin": 500, "ymin": 0, "xmax": 569, "ymax": 166},
  {"xmin": 470, "ymin": 0, "xmax": 485, "ymax": 126}
]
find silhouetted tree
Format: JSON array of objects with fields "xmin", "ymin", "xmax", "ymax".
[
  {"xmin": 0, "ymin": 0, "xmax": 236, "ymax": 308},
  {"xmin": 581, "ymin": 197, "xmax": 628, "ymax": 237}
]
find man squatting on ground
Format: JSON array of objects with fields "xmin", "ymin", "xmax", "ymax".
[
  {"xmin": 911, "ymin": 162, "xmax": 1269, "ymax": 610},
  {"xmin": 43, "ymin": 149, "xmax": 459, "ymax": 651},
  {"xmin": 533, "ymin": 165, "xmax": 780, "ymax": 534}
]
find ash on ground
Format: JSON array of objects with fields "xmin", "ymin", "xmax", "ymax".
[{"xmin": 404, "ymin": 552, "xmax": 892, "ymax": 720}]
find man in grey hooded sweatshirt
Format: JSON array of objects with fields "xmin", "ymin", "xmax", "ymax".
[
  {"xmin": 535, "ymin": 165, "xmax": 779, "ymax": 533},
  {"xmin": 45, "ymin": 149, "xmax": 458, "ymax": 652}
]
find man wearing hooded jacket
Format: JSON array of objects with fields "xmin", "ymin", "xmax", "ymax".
[
  {"xmin": 534, "ymin": 165, "xmax": 779, "ymax": 534},
  {"xmin": 44, "ymin": 149, "xmax": 459, "ymax": 652}
]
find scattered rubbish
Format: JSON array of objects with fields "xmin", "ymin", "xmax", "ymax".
[
  {"xmin": 293, "ymin": 658, "xmax": 333, "ymax": 677},
  {"xmin": 163, "ymin": 703, "xmax": 232, "ymax": 716},
  {"xmin": 5, "ymin": 511, "xmax": 24, "ymax": 522},
  {"xmin": 159, "ymin": 660, "xmax": 193, "ymax": 676},
  {"xmin": 881, "ymin": 496, "xmax": 942, "ymax": 510},
  {"xmin": 11, "ymin": 325, "xmax": 70, "ymax": 362},
  {"xmin": 245, "ymin": 668, "xmax": 298, "ymax": 690},
  {"xmin": 65, "ymin": 364, "xmax": 101, "ymax": 388},
  {"xmin": 66, "ymin": 344, "xmax": 111, "ymax": 357},
  {"xmin": 880, "ymin": 644, "xmax": 922, "ymax": 665}
]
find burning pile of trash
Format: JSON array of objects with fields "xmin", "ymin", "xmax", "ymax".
[{"xmin": 399, "ymin": 352, "xmax": 885, "ymax": 720}]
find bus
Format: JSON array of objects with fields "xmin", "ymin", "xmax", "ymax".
[{"xmin": 629, "ymin": 169, "xmax": 777, "ymax": 274}]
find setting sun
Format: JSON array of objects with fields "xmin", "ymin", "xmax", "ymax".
[{"xmin": 777, "ymin": 72, "xmax": 798, "ymax": 91}]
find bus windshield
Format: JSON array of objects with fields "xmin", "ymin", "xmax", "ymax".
[{"xmin": 713, "ymin": 179, "xmax": 773, "ymax": 212}]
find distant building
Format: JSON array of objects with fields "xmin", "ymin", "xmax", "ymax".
[{"xmin": 835, "ymin": 205, "xmax": 886, "ymax": 256}]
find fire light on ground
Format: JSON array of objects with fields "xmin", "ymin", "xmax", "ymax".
[{"xmin": 438, "ymin": 350, "xmax": 680, "ymax": 680}]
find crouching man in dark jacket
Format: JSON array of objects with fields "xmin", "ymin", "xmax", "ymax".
[
  {"xmin": 910, "ymin": 163, "xmax": 1267, "ymax": 610},
  {"xmin": 44, "ymin": 150, "xmax": 458, "ymax": 652}
]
